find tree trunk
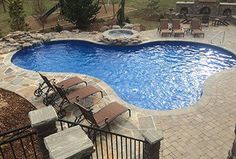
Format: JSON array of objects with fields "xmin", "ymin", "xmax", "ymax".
[{"xmin": 2, "ymin": 0, "xmax": 6, "ymax": 12}]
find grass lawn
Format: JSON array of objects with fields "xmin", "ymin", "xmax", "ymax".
[
  {"xmin": 0, "ymin": 5, "xmax": 10, "ymax": 35},
  {"xmin": 126, "ymin": 0, "xmax": 180, "ymax": 10},
  {"xmin": 125, "ymin": 0, "xmax": 182, "ymax": 30},
  {"xmin": 0, "ymin": 0, "xmax": 180, "ymax": 35}
]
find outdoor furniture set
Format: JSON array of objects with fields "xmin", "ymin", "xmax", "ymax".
[
  {"xmin": 34, "ymin": 72, "xmax": 131, "ymax": 130},
  {"xmin": 159, "ymin": 18, "xmax": 204, "ymax": 38}
]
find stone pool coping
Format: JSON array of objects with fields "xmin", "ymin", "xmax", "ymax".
[{"xmin": 3, "ymin": 36, "xmax": 236, "ymax": 117}]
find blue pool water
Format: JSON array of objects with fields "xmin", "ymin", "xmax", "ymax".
[{"xmin": 12, "ymin": 40, "xmax": 236, "ymax": 110}]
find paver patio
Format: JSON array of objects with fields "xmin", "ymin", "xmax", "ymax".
[{"xmin": 0, "ymin": 25, "xmax": 236, "ymax": 158}]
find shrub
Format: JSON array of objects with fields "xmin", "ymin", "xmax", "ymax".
[
  {"xmin": 147, "ymin": 0, "xmax": 160, "ymax": 16},
  {"xmin": 33, "ymin": 0, "xmax": 47, "ymax": 17},
  {"xmin": 7, "ymin": 0, "xmax": 26, "ymax": 31},
  {"xmin": 61, "ymin": 0, "xmax": 100, "ymax": 29},
  {"xmin": 125, "ymin": 17, "xmax": 131, "ymax": 23},
  {"xmin": 54, "ymin": 22, "xmax": 63, "ymax": 32}
]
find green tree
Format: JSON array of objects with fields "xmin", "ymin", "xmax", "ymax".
[
  {"xmin": 2, "ymin": 0, "xmax": 6, "ymax": 12},
  {"xmin": 0, "ymin": 29, "xmax": 2, "ymax": 38},
  {"xmin": 117, "ymin": 0, "xmax": 125, "ymax": 26},
  {"xmin": 7, "ymin": 0, "xmax": 26, "ymax": 31},
  {"xmin": 147, "ymin": 0, "xmax": 160, "ymax": 16},
  {"xmin": 33, "ymin": 0, "xmax": 47, "ymax": 17},
  {"xmin": 61, "ymin": 0, "xmax": 100, "ymax": 29}
]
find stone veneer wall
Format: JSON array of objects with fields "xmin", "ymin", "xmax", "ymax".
[
  {"xmin": 193, "ymin": 1, "xmax": 219, "ymax": 15},
  {"xmin": 176, "ymin": 1, "xmax": 236, "ymax": 16},
  {"xmin": 219, "ymin": 3, "xmax": 236, "ymax": 16},
  {"xmin": 176, "ymin": 2, "xmax": 195, "ymax": 14}
]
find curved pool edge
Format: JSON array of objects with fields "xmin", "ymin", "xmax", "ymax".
[
  {"xmin": 2, "ymin": 37, "xmax": 235, "ymax": 116},
  {"xmin": 43, "ymin": 37, "xmax": 236, "ymax": 57}
]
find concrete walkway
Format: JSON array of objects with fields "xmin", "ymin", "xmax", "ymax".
[{"xmin": 0, "ymin": 25, "xmax": 236, "ymax": 158}]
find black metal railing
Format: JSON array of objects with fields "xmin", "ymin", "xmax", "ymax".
[
  {"xmin": 58, "ymin": 119, "xmax": 147, "ymax": 159},
  {"xmin": 0, "ymin": 119, "xmax": 147, "ymax": 159},
  {"xmin": 0, "ymin": 125, "xmax": 40, "ymax": 159}
]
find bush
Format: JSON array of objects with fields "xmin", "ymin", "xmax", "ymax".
[
  {"xmin": 54, "ymin": 22, "xmax": 63, "ymax": 32},
  {"xmin": 61, "ymin": 0, "xmax": 100, "ymax": 29},
  {"xmin": 147, "ymin": 0, "xmax": 160, "ymax": 16},
  {"xmin": 7, "ymin": 0, "xmax": 26, "ymax": 31},
  {"xmin": 33, "ymin": 0, "xmax": 47, "ymax": 17},
  {"xmin": 125, "ymin": 17, "xmax": 131, "ymax": 23}
]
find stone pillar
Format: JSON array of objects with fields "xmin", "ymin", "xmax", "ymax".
[
  {"xmin": 142, "ymin": 130, "xmax": 163, "ymax": 159},
  {"xmin": 228, "ymin": 124, "xmax": 236, "ymax": 159},
  {"xmin": 44, "ymin": 125, "xmax": 94, "ymax": 159},
  {"xmin": 28, "ymin": 106, "xmax": 58, "ymax": 159}
]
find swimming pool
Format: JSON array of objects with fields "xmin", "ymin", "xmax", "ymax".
[{"xmin": 11, "ymin": 40, "xmax": 236, "ymax": 110}]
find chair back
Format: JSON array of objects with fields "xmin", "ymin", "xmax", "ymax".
[
  {"xmin": 38, "ymin": 72, "xmax": 54, "ymax": 88},
  {"xmin": 76, "ymin": 103, "xmax": 98, "ymax": 126},
  {"xmin": 160, "ymin": 19, "xmax": 169, "ymax": 30},
  {"xmin": 191, "ymin": 18, "xmax": 201, "ymax": 30},
  {"xmin": 172, "ymin": 19, "xmax": 181, "ymax": 30},
  {"xmin": 53, "ymin": 84, "xmax": 69, "ymax": 101}
]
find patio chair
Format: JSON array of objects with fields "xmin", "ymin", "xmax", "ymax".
[
  {"xmin": 181, "ymin": 14, "xmax": 192, "ymax": 24},
  {"xmin": 190, "ymin": 18, "xmax": 204, "ymax": 38},
  {"xmin": 212, "ymin": 16, "xmax": 230, "ymax": 26},
  {"xmin": 54, "ymin": 84, "xmax": 103, "ymax": 117},
  {"xmin": 172, "ymin": 19, "xmax": 184, "ymax": 37},
  {"xmin": 201, "ymin": 15, "xmax": 210, "ymax": 27},
  {"xmin": 75, "ymin": 102, "xmax": 131, "ymax": 131},
  {"xmin": 34, "ymin": 72, "xmax": 87, "ymax": 105},
  {"xmin": 159, "ymin": 19, "xmax": 172, "ymax": 37}
]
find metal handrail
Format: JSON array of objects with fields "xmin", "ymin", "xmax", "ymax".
[
  {"xmin": 0, "ymin": 119, "xmax": 147, "ymax": 159},
  {"xmin": 0, "ymin": 125, "xmax": 31, "ymax": 136},
  {"xmin": 58, "ymin": 119, "xmax": 146, "ymax": 142},
  {"xmin": 58, "ymin": 119, "xmax": 147, "ymax": 159},
  {"xmin": 0, "ymin": 131, "xmax": 37, "ymax": 145},
  {"xmin": 0, "ymin": 125, "xmax": 39, "ymax": 159}
]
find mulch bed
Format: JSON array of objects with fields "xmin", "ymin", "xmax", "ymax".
[
  {"xmin": 0, "ymin": 88, "xmax": 42, "ymax": 159},
  {"xmin": 0, "ymin": 88, "xmax": 36, "ymax": 132}
]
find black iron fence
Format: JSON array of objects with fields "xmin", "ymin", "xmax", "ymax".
[
  {"xmin": 0, "ymin": 125, "xmax": 40, "ymax": 159},
  {"xmin": 58, "ymin": 119, "xmax": 147, "ymax": 159},
  {"xmin": 0, "ymin": 120, "xmax": 147, "ymax": 159}
]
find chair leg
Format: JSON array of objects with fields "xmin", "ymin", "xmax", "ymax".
[
  {"xmin": 105, "ymin": 118, "xmax": 110, "ymax": 131},
  {"xmin": 100, "ymin": 91, "xmax": 103, "ymax": 98},
  {"xmin": 56, "ymin": 99, "xmax": 68, "ymax": 118},
  {"xmin": 74, "ymin": 114, "xmax": 84, "ymax": 123},
  {"xmin": 58, "ymin": 109, "xmax": 66, "ymax": 119},
  {"xmin": 128, "ymin": 109, "xmax": 131, "ymax": 117}
]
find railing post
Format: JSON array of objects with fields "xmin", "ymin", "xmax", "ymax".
[
  {"xmin": 28, "ymin": 106, "xmax": 58, "ymax": 159},
  {"xmin": 228, "ymin": 124, "xmax": 236, "ymax": 159},
  {"xmin": 44, "ymin": 125, "xmax": 94, "ymax": 159},
  {"xmin": 142, "ymin": 130, "xmax": 163, "ymax": 159}
]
